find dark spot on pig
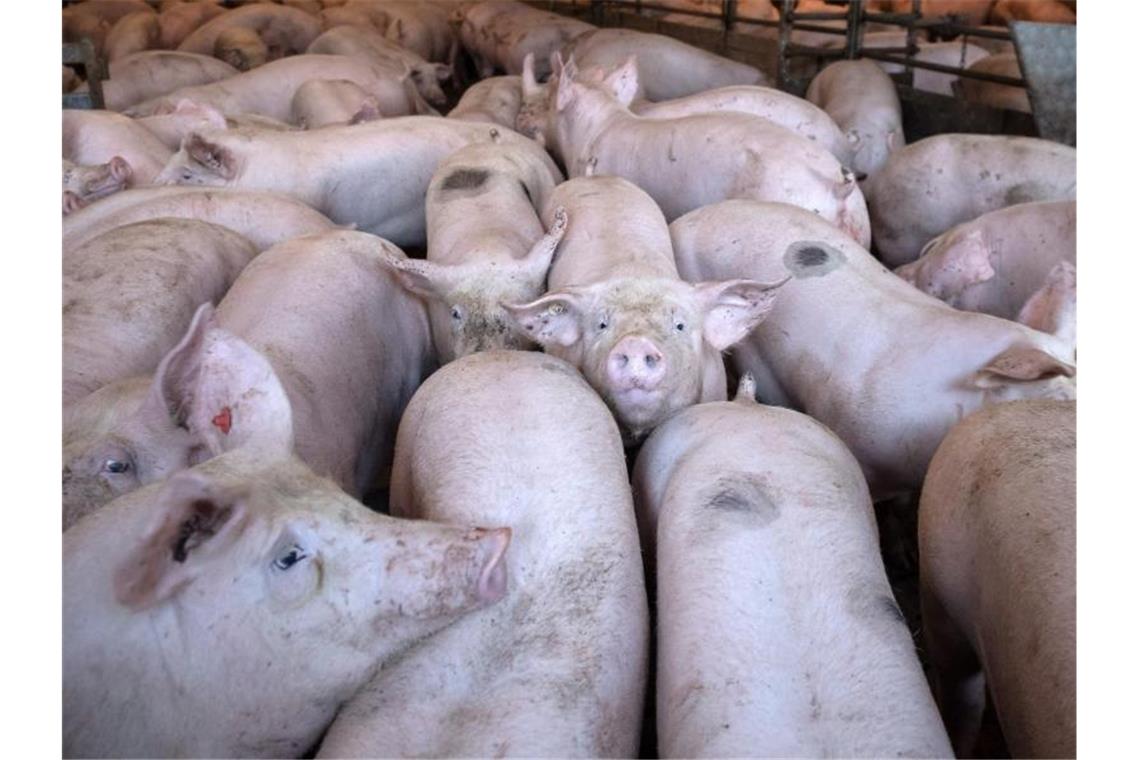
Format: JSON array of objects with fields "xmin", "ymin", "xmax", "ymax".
[
  {"xmin": 519, "ymin": 180, "xmax": 532, "ymax": 204},
  {"xmin": 784, "ymin": 241, "xmax": 845, "ymax": 279},
  {"xmin": 795, "ymin": 246, "xmax": 829, "ymax": 268},
  {"xmin": 441, "ymin": 168, "xmax": 489, "ymax": 191},
  {"xmin": 810, "ymin": 692, "xmax": 822, "ymax": 720},
  {"xmin": 1004, "ymin": 182, "xmax": 1049, "ymax": 206},
  {"xmin": 703, "ymin": 475, "xmax": 778, "ymax": 525}
]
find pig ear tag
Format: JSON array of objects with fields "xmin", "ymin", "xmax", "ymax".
[{"xmin": 211, "ymin": 406, "xmax": 233, "ymax": 435}]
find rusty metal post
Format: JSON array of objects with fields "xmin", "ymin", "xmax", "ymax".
[
  {"xmin": 723, "ymin": 0, "xmax": 738, "ymax": 32},
  {"xmin": 777, "ymin": 0, "xmax": 795, "ymax": 91},
  {"xmin": 845, "ymin": 0, "xmax": 863, "ymax": 60}
]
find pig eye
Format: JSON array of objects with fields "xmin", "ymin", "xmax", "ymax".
[
  {"xmin": 102, "ymin": 458, "xmax": 131, "ymax": 475},
  {"xmin": 450, "ymin": 306, "xmax": 463, "ymax": 321},
  {"xmin": 180, "ymin": 169, "xmax": 193, "ymax": 181},
  {"xmin": 273, "ymin": 544, "xmax": 309, "ymax": 571},
  {"xmin": 597, "ymin": 317, "xmax": 609, "ymax": 330},
  {"xmin": 675, "ymin": 321, "xmax": 686, "ymax": 332}
]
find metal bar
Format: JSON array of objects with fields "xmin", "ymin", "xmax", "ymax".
[
  {"xmin": 845, "ymin": 0, "xmax": 862, "ymax": 60},
  {"xmin": 777, "ymin": 0, "xmax": 794, "ymax": 91},
  {"xmin": 861, "ymin": 50, "xmax": 1025, "ymax": 86},
  {"xmin": 723, "ymin": 0, "xmax": 737, "ymax": 31},
  {"xmin": 904, "ymin": 0, "xmax": 920, "ymax": 89},
  {"xmin": 786, "ymin": 11, "xmax": 850, "ymax": 20},
  {"xmin": 788, "ymin": 22, "xmax": 849, "ymax": 35},
  {"xmin": 784, "ymin": 44, "xmax": 849, "ymax": 58}
]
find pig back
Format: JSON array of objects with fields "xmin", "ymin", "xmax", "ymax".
[
  {"xmin": 543, "ymin": 175, "xmax": 678, "ymax": 288},
  {"xmin": 636, "ymin": 397, "xmax": 952, "ymax": 757},
  {"xmin": 63, "ymin": 218, "xmax": 258, "ymax": 405},
  {"xmin": 215, "ymin": 230, "xmax": 433, "ymax": 497}
]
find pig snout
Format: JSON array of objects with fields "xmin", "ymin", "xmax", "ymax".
[{"xmin": 607, "ymin": 336, "xmax": 667, "ymax": 392}]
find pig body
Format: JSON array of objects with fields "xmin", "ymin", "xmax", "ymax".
[
  {"xmin": 634, "ymin": 382, "xmax": 953, "ymax": 757},
  {"xmin": 291, "ymin": 79, "xmax": 383, "ymax": 127},
  {"xmin": 990, "ymin": 0, "xmax": 1075, "ymax": 24},
  {"xmin": 382, "ymin": 141, "xmax": 565, "ymax": 361},
  {"xmin": 633, "ymin": 85, "xmax": 852, "ymax": 167},
  {"xmin": 502, "ymin": 176, "xmax": 786, "ymax": 441},
  {"xmin": 127, "ymin": 54, "xmax": 431, "ymax": 122},
  {"xmin": 895, "ymin": 200, "xmax": 1075, "ymax": 326},
  {"xmin": 564, "ymin": 28, "xmax": 765, "ymax": 100},
  {"xmin": 64, "ymin": 451, "xmax": 510, "ymax": 758},
  {"xmin": 669, "ymin": 200, "xmax": 1075, "ymax": 497},
  {"xmin": 307, "ymin": 25, "xmax": 452, "ymax": 107},
  {"xmin": 447, "ymin": 74, "xmax": 522, "ymax": 127},
  {"xmin": 919, "ymin": 399, "xmax": 1075, "ymax": 757},
  {"xmin": 104, "ymin": 10, "xmax": 161, "ymax": 62},
  {"xmin": 62, "ymin": 231, "xmax": 434, "ymax": 526},
  {"xmin": 62, "ymin": 109, "xmax": 172, "ymax": 186},
  {"xmin": 459, "ymin": 1, "xmax": 595, "ymax": 79},
  {"xmin": 958, "ymin": 53, "xmax": 1030, "ymax": 112},
  {"xmin": 380, "ymin": 1, "xmax": 457, "ymax": 63},
  {"xmin": 214, "ymin": 25, "xmax": 270, "ymax": 71},
  {"xmin": 178, "ymin": 3, "xmax": 323, "ymax": 58},
  {"xmin": 63, "ymin": 218, "xmax": 257, "ymax": 406},
  {"xmin": 316, "ymin": 350, "xmax": 648, "ymax": 758},
  {"xmin": 158, "ymin": 0, "xmax": 228, "ymax": 49},
  {"xmin": 62, "ymin": 186, "xmax": 335, "ymax": 253},
  {"xmin": 806, "ymin": 59, "xmax": 904, "ymax": 180},
  {"xmin": 864, "ymin": 134, "xmax": 1076, "ymax": 266},
  {"xmin": 100, "ymin": 51, "xmax": 239, "ymax": 112},
  {"xmin": 552, "ymin": 61, "xmax": 871, "ymax": 246},
  {"xmin": 153, "ymin": 117, "xmax": 547, "ymax": 247}
]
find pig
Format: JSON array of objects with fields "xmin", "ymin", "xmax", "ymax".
[
  {"xmin": 316, "ymin": 350, "xmax": 648, "ymax": 758},
  {"xmin": 63, "ymin": 218, "xmax": 258, "ymax": 407},
  {"xmin": 64, "ymin": 0, "xmax": 154, "ymax": 26},
  {"xmin": 62, "ymin": 156, "xmax": 132, "ymax": 213},
  {"xmin": 632, "ymin": 84, "xmax": 853, "ymax": 168},
  {"xmin": 864, "ymin": 134, "xmax": 1076, "ymax": 267},
  {"xmin": 455, "ymin": 0, "xmax": 526, "ymax": 79},
  {"xmin": 919, "ymin": 399, "xmax": 1075, "ymax": 757},
  {"xmin": 990, "ymin": 0, "xmax": 1075, "ymax": 24},
  {"xmin": 137, "ymin": 102, "xmax": 298, "ymax": 149},
  {"xmin": 158, "ymin": 0, "xmax": 228, "ymax": 49},
  {"xmin": 845, "ymin": 34, "xmax": 991, "ymax": 96},
  {"xmin": 62, "ymin": 109, "xmax": 172, "ymax": 186},
  {"xmin": 62, "ymin": 185, "xmax": 336, "ymax": 254},
  {"xmin": 669, "ymin": 199, "xmax": 1075, "ymax": 497},
  {"xmin": 103, "ymin": 9, "xmax": 161, "ymax": 62},
  {"xmin": 320, "ymin": 6, "xmax": 383, "ymax": 32},
  {"xmin": 64, "ymin": 450, "xmax": 510, "ymax": 757},
  {"xmin": 380, "ymin": 141, "xmax": 566, "ymax": 361},
  {"xmin": 307, "ymin": 25, "xmax": 453, "ymax": 107},
  {"xmin": 1016, "ymin": 260, "xmax": 1075, "ymax": 350},
  {"xmin": 63, "ymin": 7, "xmax": 112, "ymax": 58},
  {"xmin": 503, "ymin": 176, "xmax": 787, "ymax": 442},
  {"xmin": 126, "ymin": 54, "xmax": 433, "ymax": 123},
  {"xmin": 549, "ymin": 57, "xmax": 872, "ymax": 247},
  {"xmin": 62, "ymin": 231, "xmax": 434, "ymax": 526},
  {"xmin": 214, "ymin": 25, "xmax": 269, "ymax": 70},
  {"xmin": 562, "ymin": 28, "xmax": 765, "ymax": 101},
  {"xmin": 447, "ymin": 74, "xmax": 522, "ymax": 127},
  {"xmin": 152, "ymin": 117, "xmax": 553, "ymax": 247},
  {"xmin": 806, "ymin": 59, "xmax": 904, "ymax": 180},
  {"xmin": 895, "ymin": 200, "xmax": 1076, "ymax": 327},
  {"xmin": 178, "ymin": 3, "xmax": 324, "ymax": 58},
  {"xmin": 633, "ymin": 376, "xmax": 954, "ymax": 757},
  {"xmin": 381, "ymin": 1, "xmax": 458, "ymax": 64},
  {"xmin": 456, "ymin": 1, "xmax": 595, "ymax": 79},
  {"xmin": 99, "ymin": 50, "xmax": 239, "ymax": 112},
  {"xmin": 957, "ymin": 52, "xmax": 1030, "ymax": 113},
  {"xmin": 291, "ymin": 79, "xmax": 383, "ymax": 127}
]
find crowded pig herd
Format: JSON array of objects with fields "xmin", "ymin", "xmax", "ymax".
[{"xmin": 61, "ymin": 0, "xmax": 1076, "ymax": 757}]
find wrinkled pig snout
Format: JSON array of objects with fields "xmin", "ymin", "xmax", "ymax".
[{"xmin": 607, "ymin": 336, "xmax": 667, "ymax": 391}]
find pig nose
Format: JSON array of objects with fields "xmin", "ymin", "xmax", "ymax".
[{"xmin": 607, "ymin": 336, "xmax": 666, "ymax": 390}]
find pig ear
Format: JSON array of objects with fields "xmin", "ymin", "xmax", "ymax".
[
  {"xmin": 886, "ymin": 128, "xmax": 899, "ymax": 151},
  {"xmin": 377, "ymin": 251, "xmax": 457, "ymax": 301},
  {"xmin": 113, "ymin": 470, "xmax": 251, "ymax": 611},
  {"xmin": 185, "ymin": 132, "xmax": 236, "ymax": 180},
  {"xmin": 1017, "ymin": 261, "xmax": 1076, "ymax": 348},
  {"xmin": 603, "ymin": 55, "xmax": 640, "ymax": 107},
  {"xmin": 697, "ymin": 277, "xmax": 790, "ymax": 351},
  {"xmin": 517, "ymin": 206, "xmax": 568, "ymax": 284},
  {"xmin": 433, "ymin": 63, "xmax": 452, "ymax": 83},
  {"xmin": 142, "ymin": 304, "xmax": 294, "ymax": 457},
  {"xmin": 555, "ymin": 69, "xmax": 579, "ymax": 112},
  {"xmin": 502, "ymin": 291, "xmax": 584, "ymax": 348},
  {"xmin": 522, "ymin": 53, "xmax": 541, "ymax": 97},
  {"xmin": 945, "ymin": 230, "xmax": 995, "ymax": 288},
  {"xmin": 972, "ymin": 344, "xmax": 1076, "ymax": 388},
  {"xmin": 174, "ymin": 99, "xmax": 227, "ymax": 130}
]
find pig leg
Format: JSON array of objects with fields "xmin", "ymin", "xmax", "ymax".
[
  {"xmin": 921, "ymin": 587, "xmax": 988, "ymax": 756},
  {"xmin": 1017, "ymin": 261, "xmax": 1076, "ymax": 356}
]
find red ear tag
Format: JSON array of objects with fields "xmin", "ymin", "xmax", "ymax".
[{"xmin": 212, "ymin": 406, "xmax": 232, "ymax": 435}]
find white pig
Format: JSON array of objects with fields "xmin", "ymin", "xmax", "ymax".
[
  {"xmin": 316, "ymin": 350, "xmax": 648, "ymax": 757},
  {"xmin": 381, "ymin": 140, "xmax": 567, "ymax": 361},
  {"xmin": 806, "ymin": 58, "xmax": 905, "ymax": 180},
  {"xmin": 104, "ymin": 9, "xmax": 161, "ymax": 62},
  {"xmin": 634, "ymin": 376, "xmax": 953, "ymax": 757},
  {"xmin": 152, "ymin": 117, "xmax": 555, "ymax": 247},
  {"xmin": 864, "ymin": 133, "xmax": 1076, "ymax": 266},
  {"xmin": 307, "ymin": 25, "xmax": 453, "ymax": 107},
  {"xmin": 64, "ymin": 450, "xmax": 511, "ymax": 758},
  {"xmin": 178, "ymin": 3, "xmax": 324, "ymax": 58},
  {"xmin": 291, "ymin": 79, "xmax": 383, "ymax": 127},
  {"xmin": 670, "ymin": 200, "xmax": 1075, "ymax": 497},
  {"xmin": 63, "ymin": 218, "xmax": 257, "ymax": 406},
  {"xmin": 549, "ymin": 56, "xmax": 872, "ymax": 246},
  {"xmin": 63, "ymin": 109, "xmax": 173, "ymax": 186},
  {"xmin": 503, "ymin": 176, "xmax": 787, "ymax": 442},
  {"xmin": 895, "ymin": 200, "xmax": 1076, "ymax": 334},
  {"xmin": 447, "ymin": 74, "xmax": 523, "ymax": 127},
  {"xmin": 62, "ymin": 156, "xmax": 133, "ymax": 212},
  {"xmin": 919, "ymin": 399, "xmax": 1074, "ymax": 757},
  {"xmin": 214, "ymin": 25, "xmax": 269, "ymax": 71},
  {"xmin": 98, "ymin": 50, "xmax": 239, "ymax": 112}
]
